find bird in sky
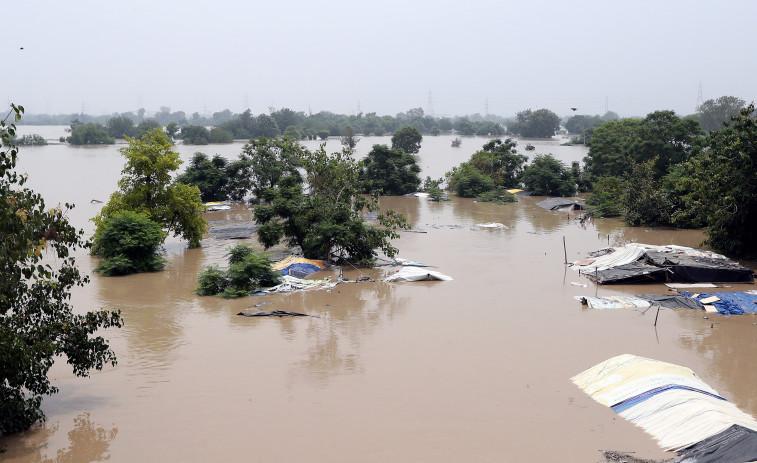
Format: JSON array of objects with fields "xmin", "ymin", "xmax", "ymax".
[{"xmin": 570, "ymin": 107, "xmax": 577, "ymax": 111}]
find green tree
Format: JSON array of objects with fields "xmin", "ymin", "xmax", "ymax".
[
  {"xmin": 584, "ymin": 111, "xmax": 702, "ymax": 180},
  {"xmin": 254, "ymin": 145, "xmax": 407, "ymax": 263},
  {"xmin": 511, "ymin": 108, "xmax": 560, "ymax": 138},
  {"xmin": 175, "ymin": 152, "xmax": 229, "ymax": 202},
  {"xmin": 586, "ymin": 177, "xmax": 624, "ymax": 217},
  {"xmin": 67, "ymin": 123, "xmax": 114, "ymax": 145},
  {"xmin": 207, "ymin": 127, "xmax": 234, "ymax": 143},
  {"xmin": 12, "ymin": 134, "xmax": 47, "ymax": 146},
  {"xmin": 360, "ymin": 144, "xmax": 421, "ymax": 195},
  {"xmin": 455, "ymin": 119, "xmax": 475, "ymax": 136},
  {"xmin": 135, "ymin": 119, "xmax": 161, "ymax": 140},
  {"xmin": 232, "ymin": 137, "xmax": 304, "ymax": 203},
  {"xmin": 628, "ymin": 110, "xmax": 702, "ymax": 178},
  {"xmin": 180, "ymin": 125, "xmax": 209, "ymax": 145},
  {"xmin": 340, "ymin": 126, "xmax": 359, "ymax": 149},
  {"xmin": 94, "ymin": 130, "xmax": 206, "ymax": 248},
  {"xmin": 391, "ymin": 126, "xmax": 423, "ymax": 154},
  {"xmin": 1, "ymin": 104, "xmax": 123, "ymax": 439},
  {"xmin": 106, "ymin": 115, "xmax": 136, "ymax": 139},
  {"xmin": 196, "ymin": 244, "xmax": 280, "ymax": 298},
  {"xmin": 448, "ymin": 164, "xmax": 495, "ymax": 198},
  {"xmin": 256, "ymin": 114, "xmax": 280, "ymax": 138},
  {"xmin": 469, "ymin": 138, "xmax": 528, "ymax": 188},
  {"xmin": 695, "ymin": 95, "xmax": 746, "ymax": 132},
  {"xmin": 622, "ymin": 158, "xmax": 673, "ymax": 227},
  {"xmin": 521, "ymin": 154, "xmax": 576, "ymax": 196},
  {"xmin": 165, "ymin": 122, "xmax": 179, "ymax": 141},
  {"xmin": 92, "ymin": 210, "xmax": 166, "ymax": 276},
  {"xmin": 583, "ymin": 118, "xmax": 641, "ymax": 178},
  {"xmin": 317, "ymin": 129, "xmax": 330, "ymax": 140},
  {"xmin": 689, "ymin": 103, "xmax": 757, "ymax": 257},
  {"xmin": 283, "ymin": 125, "xmax": 302, "ymax": 140}
]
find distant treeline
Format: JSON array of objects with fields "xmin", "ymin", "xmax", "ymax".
[{"xmin": 21, "ymin": 106, "xmax": 514, "ymax": 139}]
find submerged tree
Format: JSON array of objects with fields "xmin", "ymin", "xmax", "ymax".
[
  {"xmin": 1, "ymin": 104, "xmax": 123, "ymax": 440},
  {"xmin": 94, "ymin": 129, "xmax": 206, "ymax": 248},
  {"xmin": 254, "ymin": 145, "xmax": 407, "ymax": 264},
  {"xmin": 521, "ymin": 154, "xmax": 576, "ymax": 197},
  {"xmin": 391, "ymin": 126, "xmax": 423, "ymax": 154},
  {"xmin": 690, "ymin": 103, "xmax": 757, "ymax": 258},
  {"xmin": 360, "ymin": 144, "xmax": 421, "ymax": 195}
]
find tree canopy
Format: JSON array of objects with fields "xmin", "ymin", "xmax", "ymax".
[
  {"xmin": 391, "ymin": 126, "xmax": 423, "ymax": 154},
  {"xmin": 694, "ymin": 95, "xmax": 746, "ymax": 132},
  {"xmin": 360, "ymin": 144, "xmax": 421, "ymax": 195},
  {"xmin": 253, "ymin": 144, "xmax": 407, "ymax": 263},
  {"xmin": 175, "ymin": 152, "xmax": 230, "ymax": 202},
  {"xmin": 521, "ymin": 154, "xmax": 576, "ymax": 196},
  {"xmin": 1, "ymin": 104, "xmax": 122, "ymax": 439},
  {"xmin": 509, "ymin": 108, "xmax": 560, "ymax": 138},
  {"xmin": 584, "ymin": 111, "xmax": 703, "ymax": 179},
  {"xmin": 689, "ymin": 103, "xmax": 757, "ymax": 258},
  {"xmin": 94, "ymin": 130, "xmax": 206, "ymax": 249}
]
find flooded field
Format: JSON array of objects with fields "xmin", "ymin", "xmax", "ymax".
[{"xmin": 3, "ymin": 129, "xmax": 756, "ymax": 462}]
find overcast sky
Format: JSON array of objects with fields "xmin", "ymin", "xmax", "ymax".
[{"xmin": 4, "ymin": 0, "xmax": 755, "ymax": 119}]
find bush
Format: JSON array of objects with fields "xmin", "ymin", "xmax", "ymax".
[
  {"xmin": 13, "ymin": 134, "xmax": 47, "ymax": 145},
  {"xmin": 451, "ymin": 165, "xmax": 495, "ymax": 198},
  {"xmin": 196, "ymin": 244, "xmax": 280, "ymax": 298},
  {"xmin": 92, "ymin": 210, "xmax": 166, "ymax": 276},
  {"xmin": 477, "ymin": 187, "xmax": 517, "ymax": 204},
  {"xmin": 586, "ymin": 177, "xmax": 624, "ymax": 217},
  {"xmin": 521, "ymin": 154, "xmax": 576, "ymax": 196}
]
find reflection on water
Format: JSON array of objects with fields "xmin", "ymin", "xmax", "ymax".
[{"xmin": 1, "ymin": 414, "xmax": 117, "ymax": 463}]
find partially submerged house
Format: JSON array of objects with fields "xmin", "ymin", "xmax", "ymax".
[
  {"xmin": 535, "ymin": 197, "xmax": 585, "ymax": 211},
  {"xmin": 572, "ymin": 243, "xmax": 754, "ymax": 284}
]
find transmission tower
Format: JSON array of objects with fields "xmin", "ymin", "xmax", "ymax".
[
  {"xmin": 427, "ymin": 90, "xmax": 434, "ymax": 117},
  {"xmin": 696, "ymin": 82, "xmax": 704, "ymax": 110},
  {"xmin": 485, "ymin": 97, "xmax": 489, "ymax": 117}
]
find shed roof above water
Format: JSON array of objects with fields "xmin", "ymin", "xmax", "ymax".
[{"xmin": 535, "ymin": 197, "xmax": 585, "ymax": 210}]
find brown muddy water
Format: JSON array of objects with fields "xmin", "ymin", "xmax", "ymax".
[{"xmin": 3, "ymin": 128, "xmax": 757, "ymax": 462}]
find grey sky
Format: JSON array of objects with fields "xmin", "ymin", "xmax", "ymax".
[{"xmin": 5, "ymin": 0, "xmax": 755, "ymax": 118}]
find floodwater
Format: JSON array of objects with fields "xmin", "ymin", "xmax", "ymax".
[{"xmin": 3, "ymin": 128, "xmax": 757, "ymax": 462}]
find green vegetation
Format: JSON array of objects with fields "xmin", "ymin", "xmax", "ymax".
[
  {"xmin": 447, "ymin": 139, "xmax": 528, "ymax": 198},
  {"xmin": 66, "ymin": 121, "xmax": 114, "ymax": 145},
  {"xmin": 391, "ymin": 126, "xmax": 423, "ymax": 154},
  {"xmin": 106, "ymin": 114, "xmax": 136, "ymax": 138},
  {"xmin": 92, "ymin": 210, "xmax": 166, "ymax": 276},
  {"xmin": 521, "ymin": 154, "xmax": 576, "ymax": 197},
  {"xmin": 477, "ymin": 187, "xmax": 517, "ymax": 204},
  {"xmin": 585, "ymin": 177, "xmax": 624, "ymax": 218},
  {"xmin": 1, "ymin": 104, "xmax": 122, "ymax": 441},
  {"xmin": 689, "ymin": 103, "xmax": 757, "ymax": 258},
  {"xmin": 94, "ymin": 130, "xmax": 206, "ymax": 251},
  {"xmin": 508, "ymin": 108, "xmax": 560, "ymax": 138},
  {"xmin": 175, "ymin": 153, "xmax": 231, "ymax": 202},
  {"xmin": 694, "ymin": 95, "xmax": 745, "ymax": 133},
  {"xmin": 360, "ymin": 144, "xmax": 421, "ymax": 195},
  {"xmin": 253, "ymin": 144, "xmax": 407, "ymax": 264},
  {"xmin": 231, "ymin": 136, "xmax": 304, "ymax": 203},
  {"xmin": 11, "ymin": 134, "xmax": 47, "ymax": 145},
  {"xmin": 340, "ymin": 126, "xmax": 359, "ymax": 149},
  {"xmin": 180, "ymin": 125, "xmax": 234, "ymax": 144},
  {"xmin": 196, "ymin": 244, "xmax": 280, "ymax": 298}
]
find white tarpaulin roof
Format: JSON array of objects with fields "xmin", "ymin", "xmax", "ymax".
[{"xmin": 384, "ymin": 267, "xmax": 453, "ymax": 282}]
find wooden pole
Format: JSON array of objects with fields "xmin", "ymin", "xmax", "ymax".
[
  {"xmin": 563, "ymin": 236, "xmax": 568, "ymax": 264},
  {"xmin": 654, "ymin": 305, "xmax": 661, "ymax": 327}
]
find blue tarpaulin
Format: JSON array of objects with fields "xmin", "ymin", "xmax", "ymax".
[{"xmin": 681, "ymin": 292, "xmax": 757, "ymax": 315}]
